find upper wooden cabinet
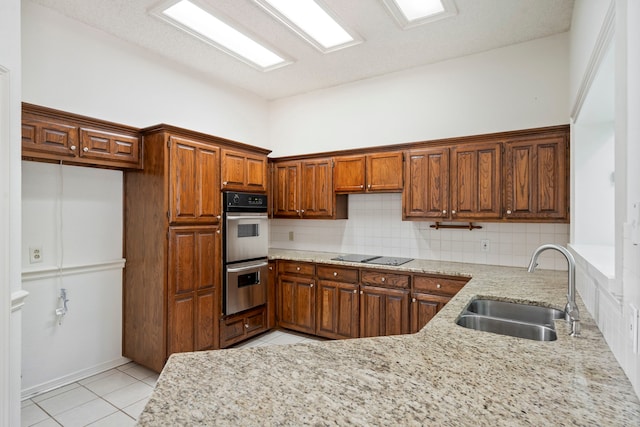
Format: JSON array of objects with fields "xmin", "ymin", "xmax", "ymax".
[
  {"xmin": 272, "ymin": 158, "xmax": 347, "ymax": 219},
  {"xmin": 22, "ymin": 103, "xmax": 141, "ymax": 169},
  {"xmin": 168, "ymin": 136, "xmax": 221, "ymax": 224},
  {"xmin": 504, "ymin": 134, "xmax": 568, "ymax": 220},
  {"xmin": 404, "ymin": 142, "xmax": 500, "ymax": 221},
  {"xmin": 221, "ymin": 149, "xmax": 268, "ymax": 192},
  {"xmin": 334, "ymin": 151, "xmax": 404, "ymax": 193}
]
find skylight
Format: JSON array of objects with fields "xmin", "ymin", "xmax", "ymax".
[
  {"xmin": 383, "ymin": 0, "xmax": 457, "ymax": 29},
  {"xmin": 154, "ymin": 0, "xmax": 290, "ymax": 71},
  {"xmin": 254, "ymin": 0, "xmax": 361, "ymax": 53}
]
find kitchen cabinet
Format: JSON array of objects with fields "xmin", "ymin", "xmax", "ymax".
[
  {"xmin": 169, "ymin": 136, "xmax": 221, "ymax": 224},
  {"xmin": 124, "ymin": 125, "xmax": 224, "ymax": 372},
  {"xmin": 504, "ymin": 134, "xmax": 568, "ymax": 221},
  {"xmin": 272, "ymin": 159, "xmax": 347, "ymax": 219},
  {"xmin": 334, "ymin": 151, "xmax": 404, "ymax": 193},
  {"xmin": 267, "ymin": 261, "xmax": 277, "ymax": 329},
  {"xmin": 22, "ymin": 103, "xmax": 141, "ymax": 170},
  {"xmin": 403, "ymin": 147, "xmax": 449, "ymax": 219},
  {"xmin": 403, "ymin": 142, "xmax": 501, "ymax": 221},
  {"xmin": 168, "ymin": 225, "xmax": 220, "ymax": 355},
  {"xmin": 221, "ymin": 148, "xmax": 268, "ymax": 192},
  {"xmin": 359, "ymin": 270, "xmax": 410, "ymax": 337},
  {"xmin": 316, "ymin": 266, "xmax": 359, "ymax": 339},
  {"xmin": 277, "ymin": 261, "xmax": 316, "ymax": 334},
  {"xmin": 219, "ymin": 305, "xmax": 267, "ymax": 348},
  {"xmin": 410, "ymin": 274, "xmax": 468, "ymax": 333}
]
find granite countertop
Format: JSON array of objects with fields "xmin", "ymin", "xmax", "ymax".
[{"xmin": 137, "ymin": 249, "xmax": 640, "ymax": 426}]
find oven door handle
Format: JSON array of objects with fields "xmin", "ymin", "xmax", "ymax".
[
  {"xmin": 226, "ymin": 262, "xmax": 268, "ymax": 273},
  {"xmin": 226, "ymin": 215, "xmax": 267, "ymax": 221}
]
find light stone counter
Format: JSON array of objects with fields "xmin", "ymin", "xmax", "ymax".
[{"xmin": 137, "ymin": 249, "xmax": 640, "ymax": 426}]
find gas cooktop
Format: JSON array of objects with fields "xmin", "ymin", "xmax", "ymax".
[{"xmin": 331, "ymin": 254, "xmax": 413, "ymax": 266}]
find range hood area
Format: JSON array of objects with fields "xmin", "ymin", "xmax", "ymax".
[{"xmin": 331, "ymin": 254, "xmax": 414, "ymax": 266}]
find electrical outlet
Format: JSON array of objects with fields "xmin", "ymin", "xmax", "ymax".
[
  {"xmin": 480, "ymin": 239, "xmax": 490, "ymax": 252},
  {"xmin": 288, "ymin": 231, "xmax": 294, "ymax": 241},
  {"xmin": 29, "ymin": 246, "xmax": 43, "ymax": 264}
]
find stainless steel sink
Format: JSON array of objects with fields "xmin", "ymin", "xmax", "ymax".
[
  {"xmin": 466, "ymin": 299, "xmax": 564, "ymax": 326},
  {"xmin": 456, "ymin": 298, "xmax": 564, "ymax": 341}
]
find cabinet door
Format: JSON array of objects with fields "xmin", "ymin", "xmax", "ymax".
[
  {"xmin": 410, "ymin": 294, "xmax": 448, "ymax": 333},
  {"xmin": 504, "ymin": 135, "xmax": 567, "ymax": 220},
  {"xmin": 169, "ymin": 136, "xmax": 220, "ymax": 224},
  {"xmin": 403, "ymin": 148, "xmax": 449, "ymax": 219},
  {"xmin": 359, "ymin": 285, "xmax": 410, "ymax": 338},
  {"xmin": 301, "ymin": 158, "xmax": 333, "ymax": 218},
  {"xmin": 316, "ymin": 280, "xmax": 359, "ymax": 339},
  {"xmin": 366, "ymin": 151, "xmax": 403, "ymax": 192},
  {"xmin": 168, "ymin": 225, "xmax": 220, "ymax": 356},
  {"xmin": 273, "ymin": 161, "xmax": 301, "ymax": 218},
  {"xmin": 450, "ymin": 142, "xmax": 501, "ymax": 220},
  {"xmin": 22, "ymin": 113, "xmax": 78, "ymax": 158},
  {"xmin": 221, "ymin": 149, "xmax": 268, "ymax": 192},
  {"xmin": 78, "ymin": 128, "xmax": 140, "ymax": 168},
  {"xmin": 277, "ymin": 274, "xmax": 315, "ymax": 334},
  {"xmin": 333, "ymin": 155, "xmax": 365, "ymax": 192}
]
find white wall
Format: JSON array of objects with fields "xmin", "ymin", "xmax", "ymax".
[
  {"xmin": 268, "ymin": 33, "xmax": 571, "ymax": 269},
  {"xmin": 569, "ymin": 0, "xmax": 640, "ymax": 398},
  {"xmin": 21, "ymin": 1, "xmax": 271, "ymax": 397},
  {"xmin": 21, "ymin": 162, "xmax": 126, "ymax": 397},
  {"xmin": 0, "ymin": 0, "xmax": 22, "ymax": 424},
  {"xmin": 269, "ymin": 33, "xmax": 569, "ymax": 157}
]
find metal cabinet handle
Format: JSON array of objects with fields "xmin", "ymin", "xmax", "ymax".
[
  {"xmin": 70, "ymin": 145, "xmax": 77, "ymax": 150},
  {"xmin": 333, "ymin": 272, "xmax": 338, "ymax": 277},
  {"xmin": 412, "ymin": 298, "xmax": 416, "ymax": 303},
  {"xmin": 360, "ymin": 290, "xmax": 363, "ymax": 295},
  {"xmin": 216, "ymin": 215, "xmax": 221, "ymax": 220},
  {"xmin": 367, "ymin": 184, "xmax": 371, "ymax": 189},
  {"xmin": 310, "ymin": 283, "xmax": 314, "ymax": 288},
  {"xmin": 83, "ymin": 147, "xmax": 89, "ymax": 152},
  {"xmin": 442, "ymin": 210, "xmax": 447, "ymax": 214},
  {"xmin": 301, "ymin": 210, "xmax": 305, "ymax": 214},
  {"xmin": 223, "ymin": 181, "xmax": 228, "ymax": 185},
  {"xmin": 506, "ymin": 210, "xmax": 512, "ymax": 214},
  {"xmin": 353, "ymin": 289, "xmax": 357, "ymax": 294},
  {"xmin": 436, "ymin": 283, "xmax": 442, "ymax": 289},
  {"xmin": 268, "ymin": 266, "xmax": 273, "ymax": 271},
  {"xmin": 244, "ymin": 323, "xmax": 249, "ymax": 329},
  {"xmin": 360, "ymin": 185, "xmax": 364, "ymax": 189},
  {"xmin": 381, "ymin": 277, "xmax": 386, "ymax": 282},
  {"xmin": 451, "ymin": 210, "xmax": 456, "ymax": 215},
  {"xmin": 216, "ymin": 229, "xmax": 221, "ymax": 234},
  {"xmin": 296, "ymin": 267, "xmax": 300, "ymax": 271}
]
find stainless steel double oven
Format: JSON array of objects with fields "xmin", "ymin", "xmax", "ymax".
[{"xmin": 223, "ymin": 192, "xmax": 268, "ymax": 316}]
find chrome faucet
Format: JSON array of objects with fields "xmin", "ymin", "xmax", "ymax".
[{"xmin": 527, "ymin": 244, "xmax": 580, "ymax": 337}]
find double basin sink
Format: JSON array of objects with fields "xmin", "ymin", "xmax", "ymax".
[{"xmin": 456, "ymin": 298, "xmax": 565, "ymax": 341}]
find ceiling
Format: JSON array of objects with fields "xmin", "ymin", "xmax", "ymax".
[{"xmin": 28, "ymin": 0, "xmax": 575, "ymax": 100}]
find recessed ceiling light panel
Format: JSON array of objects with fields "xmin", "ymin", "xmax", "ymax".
[
  {"xmin": 383, "ymin": 0, "xmax": 457, "ymax": 29},
  {"xmin": 254, "ymin": 0, "xmax": 362, "ymax": 53},
  {"xmin": 151, "ymin": 0, "xmax": 292, "ymax": 71}
]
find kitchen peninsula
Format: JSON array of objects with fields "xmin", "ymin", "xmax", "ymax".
[{"xmin": 137, "ymin": 250, "xmax": 640, "ymax": 426}]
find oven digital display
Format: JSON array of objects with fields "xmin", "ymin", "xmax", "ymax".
[{"xmin": 237, "ymin": 224, "xmax": 259, "ymax": 238}]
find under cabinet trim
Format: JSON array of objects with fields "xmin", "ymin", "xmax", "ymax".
[{"xmin": 22, "ymin": 258, "xmax": 126, "ymax": 282}]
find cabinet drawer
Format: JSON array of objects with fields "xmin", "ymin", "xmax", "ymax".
[
  {"xmin": 413, "ymin": 275, "xmax": 468, "ymax": 297},
  {"xmin": 361, "ymin": 270, "xmax": 410, "ymax": 289},
  {"xmin": 219, "ymin": 306, "xmax": 267, "ymax": 348},
  {"xmin": 317, "ymin": 265, "xmax": 358, "ymax": 283},
  {"xmin": 278, "ymin": 261, "xmax": 316, "ymax": 276}
]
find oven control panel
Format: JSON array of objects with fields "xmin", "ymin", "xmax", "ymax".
[{"xmin": 224, "ymin": 192, "xmax": 268, "ymax": 212}]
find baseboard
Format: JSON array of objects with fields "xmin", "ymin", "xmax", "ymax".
[{"xmin": 21, "ymin": 356, "xmax": 131, "ymax": 400}]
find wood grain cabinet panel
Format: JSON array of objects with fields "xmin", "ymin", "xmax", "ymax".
[
  {"xmin": 359, "ymin": 285, "xmax": 410, "ymax": 338},
  {"xmin": 410, "ymin": 295, "xmax": 446, "ymax": 333},
  {"xmin": 277, "ymin": 274, "xmax": 316, "ymax": 335},
  {"xmin": 221, "ymin": 149, "xmax": 268, "ymax": 192},
  {"xmin": 301, "ymin": 158, "xmax": 334, "ymax": 218},
  {"xmin": 334, "ymin": 151, "xmax": 403, "ymax": 193},
  {"xmin": 219, "ymin": 306, "xmax": 267, "ymax": 348},
  {"xmin": 273, "ymin": 161, "xmax": 301, "ymax": 218},
  {"xmin": 504, "ymin": 135, "xmax": 568, "ymax": 220},
  {"xmin": 169, "ymin": 136, "xmax": 220, "ymax": 224},
  {"xmin": 316, "ymin": 276, "xmax": 359, "ymax": 339},
  {"xmin": 22, "ymin": 103, "xmax": 141, "ymax": 169},
  {"xmin": 450, "ymin": 142, "xmax": 501, "ymax": 220},
  {"xmin": 403, "ymin": 148, "xmax": 449, "ymax": 219}
]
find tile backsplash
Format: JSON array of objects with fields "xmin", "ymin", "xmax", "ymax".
[{"xmin": 270, "ymin": 193, "xmax": 570, "ymax": 271}]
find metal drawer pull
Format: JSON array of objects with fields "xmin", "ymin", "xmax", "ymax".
[
  {"xmin": 333, "ymin": 272, "xmax": 338, "ymax": 276},
  {"xmin": 226, "ymin": 215, "xmax": 267, "ymax": 221},
  {"xmin": 381, "ymin": 277, "xmax": 386, "ymax": 282},
  {"xmin": 226, "ymin": 262, "xmax": 268, "ymax": 273},
  {"xmin": 436, "ymin": 283, "xmax": 442, "ymax": 288}
]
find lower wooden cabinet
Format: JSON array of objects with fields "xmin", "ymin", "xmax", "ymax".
[
  {"xmin": 277, "ymin": 271, "xmax": 316, "ymax": 335},
  {"xmin": 410, "ymin": 294, "xmax": 449, "ymax": 333},
  {"xmin": 359, "ymin": 285, "xmax": 410, "ymax": 338},
  {"xmin": 219, "ymin": 306, "xmax": 267, "ymax": 348},
  {"xmin": 316, "ymin": 279, "xmax": 359, "ymax": 339}
]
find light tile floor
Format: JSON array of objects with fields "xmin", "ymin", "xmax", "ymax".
[{"xmin": 21, "ymin": 329, "xmax": 323, "ymax": 426}]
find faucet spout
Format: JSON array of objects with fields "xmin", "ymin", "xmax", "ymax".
[{"xmin": 527, "ymin": 244, "xmax": 580, "ymax": 337}]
